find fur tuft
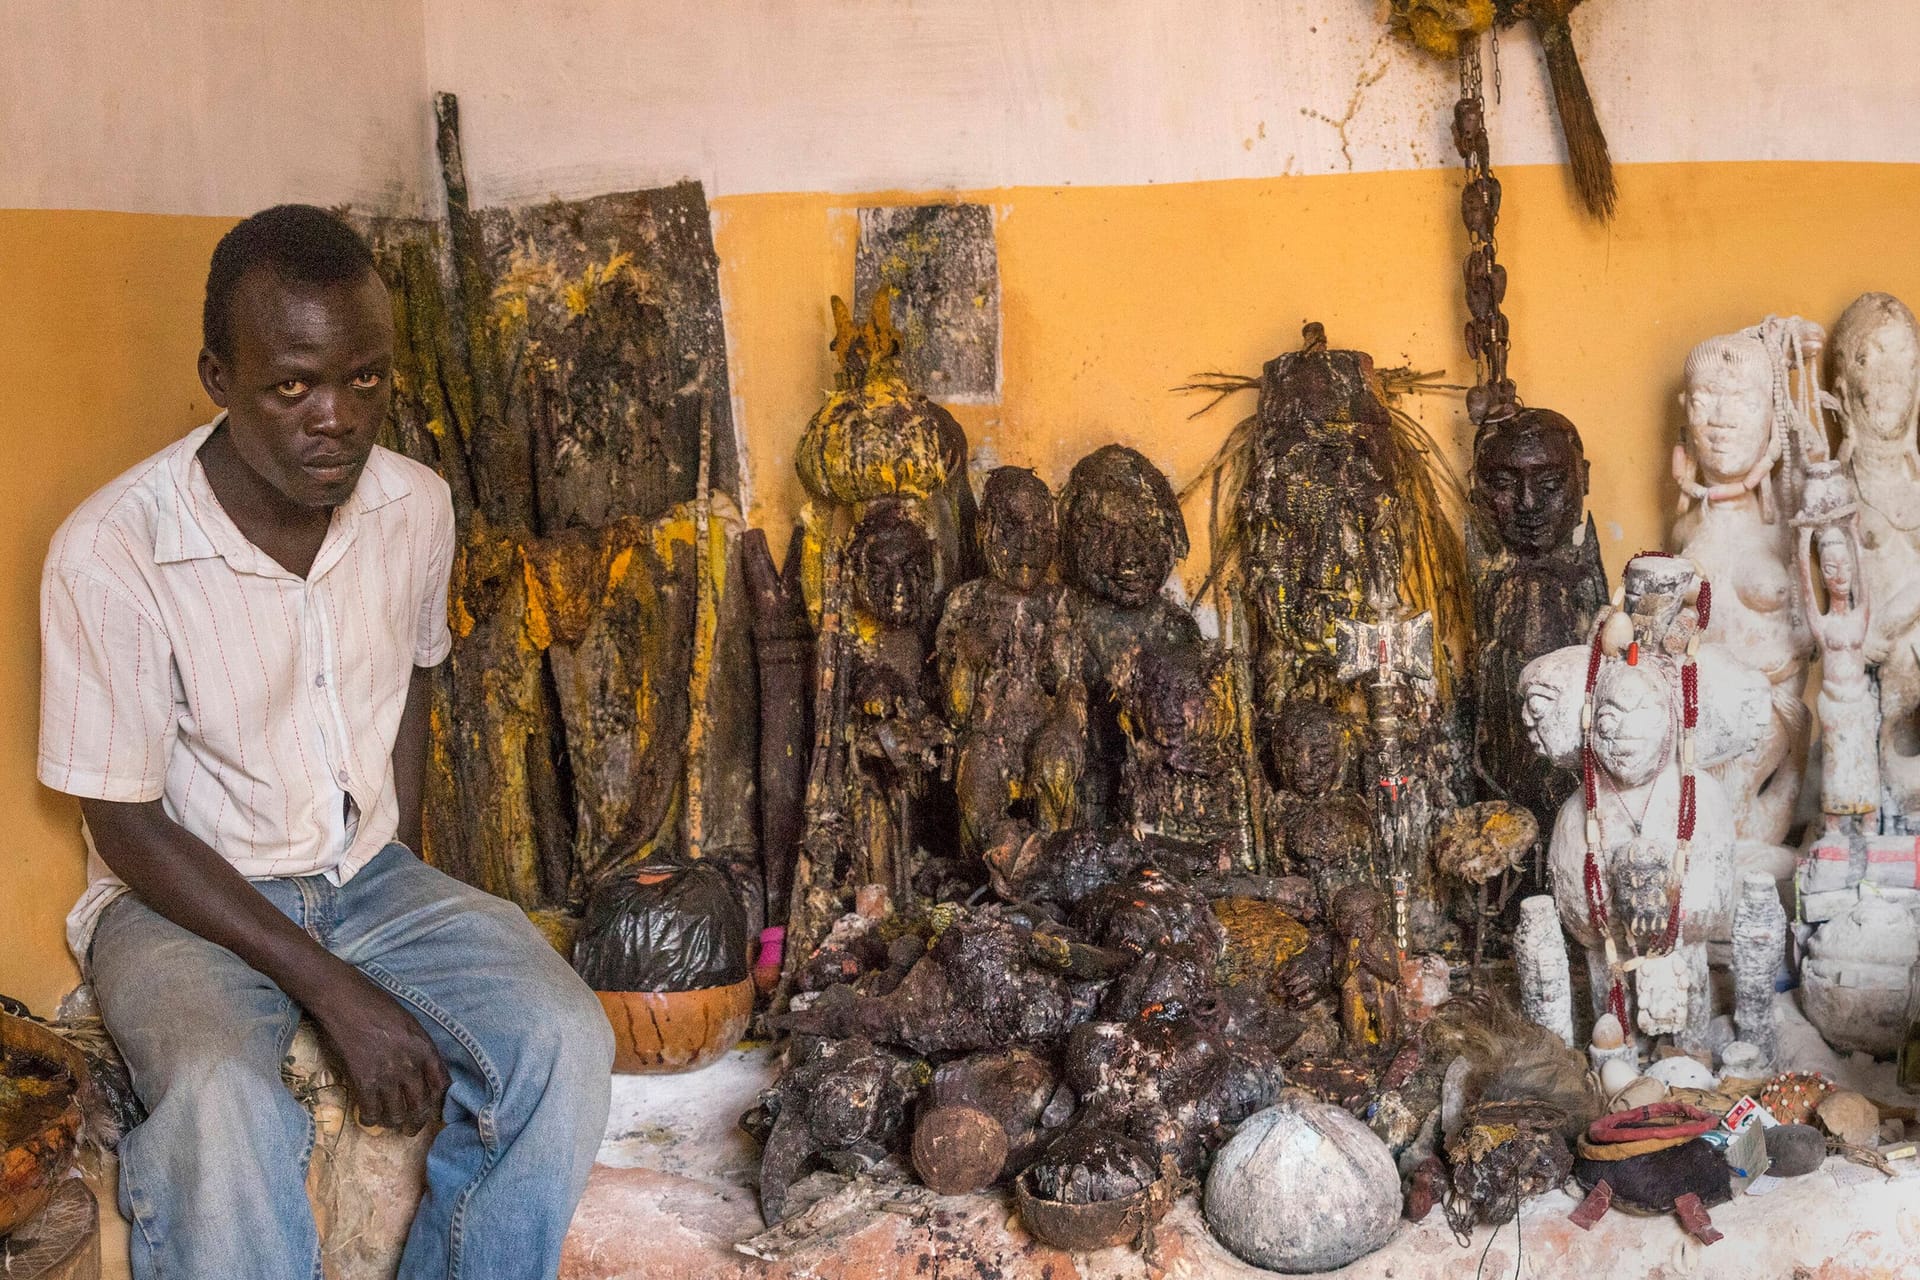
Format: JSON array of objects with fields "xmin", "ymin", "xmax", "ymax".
[{"xmin": 1428, "ymin": 989, "xmax": 1600, "ymax": 1140}]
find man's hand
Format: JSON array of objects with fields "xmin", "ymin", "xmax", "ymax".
[
  {"xmin": 79, "ymin": 797, "xmax": 452, "ymax": 1133},
  {"xmin": 305, "ymin": 966, "xmax": 449, "ymax": 1134}
]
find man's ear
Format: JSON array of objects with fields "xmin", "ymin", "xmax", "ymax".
[{"xmin": 197, "ymin": 347, "xmax": 231, "ymax": 408}]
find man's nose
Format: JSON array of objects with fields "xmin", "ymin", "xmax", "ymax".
[{"xmin": 306, "ymin": 388, "xmax": 351, "ymax": 438}]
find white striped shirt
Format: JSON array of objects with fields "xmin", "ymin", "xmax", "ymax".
[{"xmin": 39, "ymin": 417, "xmax": 455, "ymax": 962}]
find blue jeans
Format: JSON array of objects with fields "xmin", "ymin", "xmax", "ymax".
[{"xmin": 90, "ymin": 844, "xmax": 614, "ymax": 1280}]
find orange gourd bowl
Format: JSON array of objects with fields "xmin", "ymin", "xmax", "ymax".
[
  {"xmin": 596, "ymin": 979, "xmax": 753, "ymax": 1075},
  {"xmin": 0, "ymin": 1011, "xmax": 88, "ymax": 1237}
]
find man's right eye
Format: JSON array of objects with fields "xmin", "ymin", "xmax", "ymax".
[{"xmin": 276, "ymin": 380, "xmax": 309, "ymax": 398}]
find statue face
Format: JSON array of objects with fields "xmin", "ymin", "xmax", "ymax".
[
  {"xmin": 982, "ymin": 480, "xmax": 1057, "ymax": 593},
  {"xmin": 1269, "ymin": 703, "xmax": 1348, "ymax": 792},
  {"xmin": 1127, "ymin": 647, "xmax": 1234, "ymax": 775},
  {"xmin": 1591, "ymin": 665, "xmax": 1670, "ymax": 788},
  {"xmin": 1473, "ymin": 421, "xmax": 1586, "ymax": 558},
  {"xmin": 1069, "ymin": 489, "xmax": 1176, "ymax": 610},
  {"xmin": 1836, "ymin": 318, "xmax": 1920, "ymax": 445},
  {"xmin": 850, "ymin": 507, "xmax": 936, "ymax": 630},
  {"xmin": 1684, "ymin": 360, "xmax": 1773, "ymax": 482},
  {"xmin": 1816, "ymin": 524, "xmax": 1857, "ymax": 600}
]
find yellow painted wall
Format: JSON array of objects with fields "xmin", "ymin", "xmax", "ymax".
[
  {"xmin": 716, "ymin": 161, "xmax": 1920, "ymax": 584},
  {"xmin": 6, "ymin": 161, "xmax": 1920, "ymax": 1010},
  {"xmin": 0, "ymin": 211, "xmax": 228, "ymax": 1011}
]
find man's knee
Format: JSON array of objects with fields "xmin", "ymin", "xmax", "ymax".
[{"xmin": 135, "ymin": 1052, "xmax": 309, "ymax": 1165}]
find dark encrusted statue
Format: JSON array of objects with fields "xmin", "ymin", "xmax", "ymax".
[
  {"xmin": 841, "ymin": 500, "xmax": 953, "ymax": 904},
  {"xmin": 1058, "ymin": 445, "xmax": 1202, "ymax": 827},
  {"xmin": 936, "ymin": 467, "xmax": 1083, "ymax": 854},
  {"xmin": 1262, "ymin": 694, "xmax": 1376, "ymax": 911},
  {"xmin": 1466, "ymin": 406, "xmax": 1606, "ymax": 834},
  {"xmin": 1115, "ymin": 641, "xmax": 1251, "ymax": 869},
  {"xmin": 1330, "ymin": 885, "xmax": 1403, "ymax": 1058}
]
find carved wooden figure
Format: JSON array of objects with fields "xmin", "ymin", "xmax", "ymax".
[
  {"xmin": 1261, "ymin": 695, "xmax": 1376, "ymax": 910},
  {"xmin": 1114, "ymin": 642, "xmax": 1252, "ymax": 869},
  {"xmin": 1058, "ymin": 445, "xmax": 1201, "ymax": 827},
  {"xmin": 1330, "ymin": 885, "xmax": 1403, "ymax": 1057},
  {"xmin": 840, "ymin": 501, "xmax": 952, "ymax": 906},
  {"xmin": 936, "ymin": 467, "xmax": 1081, "ymax": 854},
  {"xmin": 1467, "ymin": 407, "xmax": 1607, "ymax": 835}
]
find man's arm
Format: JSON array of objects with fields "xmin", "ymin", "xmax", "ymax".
[
  {"xmin": 392, "ymin": 664, "xmax": 433, "ymax": 853},
  {"xmin": 81, "ymin": 799, "xmax": 449, "ymax": 1133}
]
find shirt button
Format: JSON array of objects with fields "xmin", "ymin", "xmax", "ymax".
[
  {"xmin": 337, "ymin": 771, "xmax": 351, "ymax": 788},
  {"xmin": 314, "ymin": 674, "xmax": 327, "ymax": 688}
]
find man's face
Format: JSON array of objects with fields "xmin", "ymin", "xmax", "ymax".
[
  {"xmin": 198, "ymin": 267, "xmax": 394, "ymax": 509},
  {"xmin": 1474, "ymin": 423, "xmax": 1585, "ymax": 558}
]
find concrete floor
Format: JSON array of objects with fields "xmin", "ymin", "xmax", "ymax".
[{"xmin": 81, "ymin": 993, "xmax": 1920, "ymax": 1278}]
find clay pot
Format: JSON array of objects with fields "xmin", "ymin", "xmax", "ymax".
[
  {"xmin": 596, "ymin": 979, "xmax": 753, "ymax": 1074},
  {"xmin": 0, "ymin": 1011, "xmax": 88, "ymax": 1237},
  {"xmin": 1013, "ymin": 1168, "xmax": 1173, "ymax": 1252}
]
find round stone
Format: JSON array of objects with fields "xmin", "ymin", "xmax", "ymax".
[
  {"xmin": 1205, "ymin": 1095, "xmax": 1400, "ymax": 1273},
  {"xmin": 1817, "ymin": 1090, "xmax": 1881, "ymax": 1148},
  {"xmin": 1764, "ymin": 1124, "xmax": 1826, "ymax": 1177}
]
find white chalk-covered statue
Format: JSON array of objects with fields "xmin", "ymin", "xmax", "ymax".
[
  {"xmin": 1795, "ymin": 460, "xmax": 1877, "ymax": 822},
  {"xmin": 1671, "ymin": 319, "xmax": 1824, "ymax": 852},
  {"xmin": 1519, "ymin": 555, "xmax": 1771, "ymax": 1050},
  {"xmin": 1831, "ymin": 292, "xmax": 1920, "ymax": 825}
]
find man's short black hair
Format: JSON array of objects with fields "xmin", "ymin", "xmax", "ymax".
[{"xmin": 202, "ymin": 204, "xmax": 378, "ymax": 360}]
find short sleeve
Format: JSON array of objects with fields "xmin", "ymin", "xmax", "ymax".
[
  {"xmin": 414, "ymin": 478, "xmax": 456, "ymax": 667},
  {"xmin": 39, "ymin": 568, "xmax": 177, "ymax": 802}
]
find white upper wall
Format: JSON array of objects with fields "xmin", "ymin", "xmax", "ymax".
[
  {"xmin": 2, "ymin": 0, "xmax": 432, "ymax": 216},
  {"xmin": 6, "ymin": 0, "xmax": 1917, "ymax": 216},
  {"xmin": 424, "ymin": 0, "xmax": 1920, "ymax": 207}
]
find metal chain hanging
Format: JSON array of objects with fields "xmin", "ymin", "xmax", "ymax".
[{"xmin": 1453, "ymin": 41, "xmax": 1517, "ymax": 426}]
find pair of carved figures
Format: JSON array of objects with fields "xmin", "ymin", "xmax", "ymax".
[
  {"xmin": 1670, "ymin": 297, "xmax": 1920, "ymax": 844},
  {"xmin": 939, "ymin": 449, "xmax": 1249, "ymax": 870}
]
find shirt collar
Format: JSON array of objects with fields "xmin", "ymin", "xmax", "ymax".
[{"xmin": 153, "ymin": 414, "xmax": 412, "ymax": 570}]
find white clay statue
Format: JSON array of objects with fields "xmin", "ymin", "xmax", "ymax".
[{"xmin": 1671, "ymin": 321, "xmax": 1821, "ymax": 850}]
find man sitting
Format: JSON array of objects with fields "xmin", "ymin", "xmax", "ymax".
[{"xmin": 38, "ymin": 204, "xmax": 613, "ymax": 1280}]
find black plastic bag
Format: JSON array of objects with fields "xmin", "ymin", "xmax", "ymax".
[{"xmin": 573, "ymin": 861, "xmax": 749, "ymax": 992}]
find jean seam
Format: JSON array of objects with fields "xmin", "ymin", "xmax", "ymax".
[
  {"xmin": 356, "ymin": 960, "xmax": 503, "ymax": 1280},
  {"xmin": 272, "ymin": 1000, "xmax": 327, "ymax": 1280}
]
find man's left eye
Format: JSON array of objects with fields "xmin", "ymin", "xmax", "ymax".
[{"xmin": 350, "ymin": 372, "xmax": 384, "ymax": 390}]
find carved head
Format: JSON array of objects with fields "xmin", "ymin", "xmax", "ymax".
[
  {"xmin": 1814, "ymin": 522, "xmax": 1858, "ymax": 604},
  {"xmin": 1060, "ymin": 445, "xmax": 1188, "ymax": 610},
  {"xmin": 1518, "ymin": 645, "xmax": 1587, "ymax": 768},
  {"xmin": 1265, "ymin": 695, "xmax": 1352, "ymax": 793},
  {"xmin": 1471, "ymin": 407, "xmax": 1588, "ymax": 559},
  {"xmin": 1330, "ymin": 884, "xmax": 1388, "ymax": 944},
  {"xmin": 1682, "ymin": 332, "xmax": 1776, "ymax": 483},
  {"xmin": 848, "ymin": 500, "xmax": 938, "ymax": 631},
  {"xmin": 1117, "ymin": 643, "xmax": 1236, "ymax": 777},
  {"xmin": 1831, "ymin": 292, "xmax": 1920, "ymax": 448},
  {"xmin": 979, "ymin": 466, "xmax": 1057, "ymax": 593},
  {"xmin": 1590, "ymin": 662, "xmax": 1673, "ymax": 789}
]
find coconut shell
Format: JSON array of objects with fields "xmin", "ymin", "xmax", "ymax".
[
  {"xmin": 912, "ymin": 1106, "xmax": 1008, "ymax": 1196},
  {"xmin": 1014, "ymin": 1169, "xmax": 1173, "ymax": 1252}
]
